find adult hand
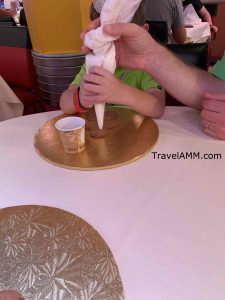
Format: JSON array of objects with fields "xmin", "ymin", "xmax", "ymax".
[
  {"xmin": 80, "ymin": 18, "xmax": 101, "ymax": 53},
  {"xmin": 201, "ymin": 92, "xmax": 225, "ymax": 140},
  {"xmin": 80, "ymin": 66, "xmax": 126, "ymax": 106},
  {"xmin": 80, "ymin": 21, "xmax": 156, "ymax": 71}
]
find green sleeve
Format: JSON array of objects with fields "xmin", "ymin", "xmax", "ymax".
[
  {"xmin": 210, "ymin": 53, "xmax": 225, "ymax": 82},
  {"xmin": 71, "ymin": 64, "xmax": 86, "ymax": 86},
  {"xmin": 140, "ymin": 71, "xmax": 162, "ymax": 91}
]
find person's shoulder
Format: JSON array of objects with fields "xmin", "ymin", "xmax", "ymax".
[
  {"xmin": 135, "ymin": 69, "xmax": 153, "ymax": 77},
  {"xmin": 124, "ymin": 69, "xmax": 146, "ymax": 78},
  {"xmin": 128, "ymin": 69, "xmax": 150, "ymax": 75},
  {"xmin": 130, "ymin": 69, "xmax": 155, "ymax": 81},
  {"xmin": 115, "ymin": 68, "xmax": 154, "ymax": 81}
]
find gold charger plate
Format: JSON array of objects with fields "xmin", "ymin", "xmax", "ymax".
[
  {"xmin": 34, "ymin": 107, "xmax": 159, "ymax": 170},
  {"xmin": 0, "ymin": 205, "xmax": 124, "ymax": 300}
]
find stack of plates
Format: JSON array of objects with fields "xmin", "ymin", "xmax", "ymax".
[{"xmin": 32, "ymin": 51, "xmax": 85, "ymax": 107}]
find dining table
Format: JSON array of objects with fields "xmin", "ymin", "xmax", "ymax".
[{"xmin": 0, "ymin": 106, "xmax": 225, "ymax": 300}]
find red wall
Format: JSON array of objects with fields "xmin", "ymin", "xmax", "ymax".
[{"xmin": 211, "ymin": 3, "xmax": 225, "ymax": 59}]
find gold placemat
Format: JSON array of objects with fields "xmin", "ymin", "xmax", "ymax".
[
  {"xmin": 34, "ymin": 107, "xmax": 159, "ymax": 170},
  {"xmin": 0, "ymin": 205, "xmax": 124, "ymax": 300}
]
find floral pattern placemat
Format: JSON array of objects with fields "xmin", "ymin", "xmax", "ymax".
[{"xmin": 0, "ymin": 205, "xmax": 124, "ymax": 300}]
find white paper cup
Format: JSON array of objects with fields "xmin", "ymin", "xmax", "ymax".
[{"xmin": 55, "ymin": 117, "xmax": 85, "ymax": 153}]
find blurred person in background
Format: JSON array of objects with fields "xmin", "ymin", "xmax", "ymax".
[
  {"xmin": 0, "ymin": 0, "xmax": 12, "ymax": 16},
  {"xmin": 0, "ymin": 0, "xmax": 16, "ymax": 17},
  {"xmin": 145, "ymin": 0, "xmax": 186, "ymax": 43},
  {"xmin": 183, "ymin": 0, "xmax": 218, "ymax": 37}
]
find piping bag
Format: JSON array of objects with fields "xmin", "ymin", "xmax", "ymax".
[{"xmin": 84, "ymin": 0, "xmax": 142, "ymax": 129}]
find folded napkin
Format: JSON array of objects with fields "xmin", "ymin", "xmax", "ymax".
[
  {"xmin": 185, "ymin": 22, "xmax": 210, "ymax": 43},
  {"xmin": 84, "ymin": 0, "xmax": 142, "ymax": 129},
  {"xmin": 184, "ymin": 4, "xmax": 202, "ymax": 26},
  {"xmin": 0, "ymin": 76, "xmax": 24, "ymax": 122}
]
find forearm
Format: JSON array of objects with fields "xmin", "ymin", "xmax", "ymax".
[
  {"xmin": 144, "ymin": 43, "xmax": 225, "ymax": 109},
  {"xmin": 120, "ymin": 84, "xmax": 165, "ymax": 118},
  {"xmin": 199, "ymin": 7, "xmax": 213, "ymax": 24}
]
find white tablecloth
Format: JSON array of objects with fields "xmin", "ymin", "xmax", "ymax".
[
  {"xmin": 185, "ymin": 22, "xmax": 211, "ymax": 43},
  {"xmin": 0, "ymin": 107, "xmax": 225, "ymax": 300}
]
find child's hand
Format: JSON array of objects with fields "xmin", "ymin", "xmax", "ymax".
[{"xmin": 79, "ymin": 66, "xmax": 127, "ymax": 107}]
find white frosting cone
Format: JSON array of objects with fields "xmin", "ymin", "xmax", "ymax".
[
  {"xmin": 84, "ymin": 0, "xmax": 142, "ymax": 129},
  {"xmin": 86, "ymin": 53, "xmax": 106, "ymax": 130},
  {"xmin": 94, "ymin": 103, "xmax": 105, "ymax": 129}
]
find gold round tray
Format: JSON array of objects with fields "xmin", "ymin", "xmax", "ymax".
[
  {"xmin": 0, "ymin": 205, "xmax": 124, "ymax": 300},
  {"xmin": 34, "ymin": 107, "xmax": 159, "ymax": 170}
]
